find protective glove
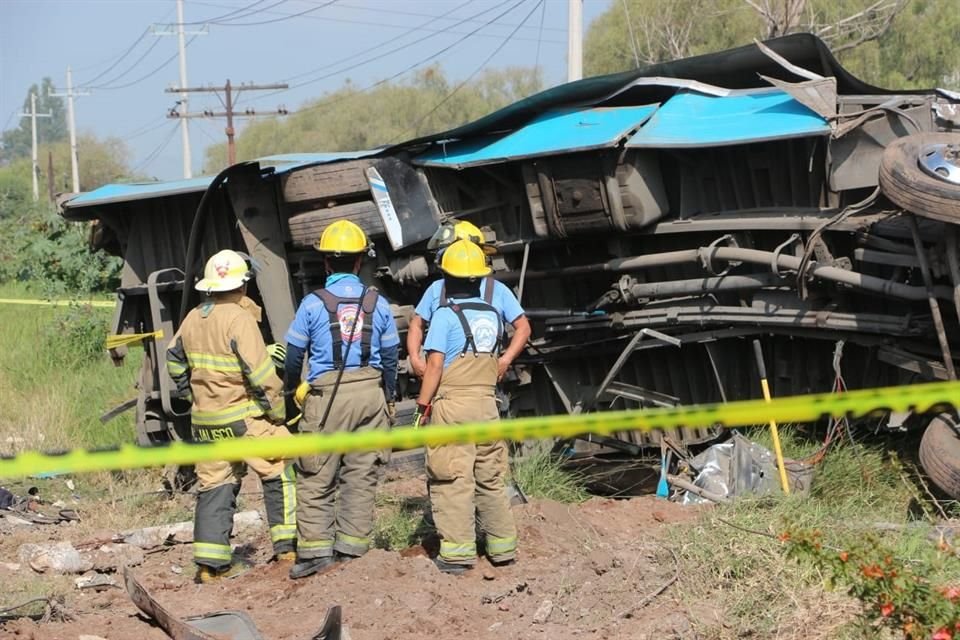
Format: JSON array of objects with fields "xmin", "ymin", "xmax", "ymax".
[
  {"xmin": 266, "ymin": 343, "xmax": 286, "ymax": 369},
  {"xmin": 386, "ymin": 402, "xmax": 397, "ymax": 425},
  {"xmin": 412, "ymin": 402, "xmax": 432, "ymax": 428},
  {"xmin": 294, "ymin": 381, "xmax": 311, "ymax": 408}
]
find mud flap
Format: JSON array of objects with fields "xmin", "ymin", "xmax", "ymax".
[
  {"xmin": 124, "ymin": 568, "xmax": 222, "ymax": 640},
  {"xmin": 126, "ymin": 567, "xmax": 345, "ymax": 640},
  {"xmin": 311, "ymin": 605, "xmax": 343, "ymax": 640}
]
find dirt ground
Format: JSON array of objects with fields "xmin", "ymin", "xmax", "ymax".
[{"xmin": 0, "ymin": 472, "xmax": 704, "ymax": 640}]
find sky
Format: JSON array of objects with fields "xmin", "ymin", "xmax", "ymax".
[{"xmin": 0, "ymin": 0, "xmax": 611, "ymax": 182}]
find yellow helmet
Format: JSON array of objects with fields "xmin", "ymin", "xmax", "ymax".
[
  {"xmin": 440, "ymin": 239, "xmax": 492, "ymax": 279},
  {"xmin": 195, "ymin": 249, "xmax": 252, "ymax": 294},
  {"xmin": 315, "ymin": 220, "xmax": 368, "ymax": 256},
  {"xmin": 427, "ymin": 220, "xmax": 494, "ymax": 253}
]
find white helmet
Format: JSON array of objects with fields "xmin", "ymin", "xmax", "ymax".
[{"xmin": 195, "ymin": 249, "xmax": 252, "ymax": 293}]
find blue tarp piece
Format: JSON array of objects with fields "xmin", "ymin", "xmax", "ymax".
[
  {"xmin": 64, "ymin": 151, "xmax": 378, "ymax": 210},
  {"xmin": 627, "ymin": 90, "xmax": 830, "ymax": 148},
  {"xmin": 415, "ymin": 105, "xmax": 658, "ymax": 168}
]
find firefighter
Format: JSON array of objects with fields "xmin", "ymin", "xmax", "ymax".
[
  {"xmin": 414, "ymin": 239, "xmax": 518, "ymax": 575},
  {"xmin": 166, "ymin": 249, "xmax": 296, "ymax": 583},
  {"xmin": 284, "ymin": 219, "xmax": 399, "ymax": 579},
  {"xmin": 407, "ymin": 220, "xmax": 531, "ymax": 382}
]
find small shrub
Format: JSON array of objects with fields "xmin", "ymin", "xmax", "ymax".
[
  {"xmin": 42, "ymin": 304, "xmax": 108, "ymax": 368},
  {"xmin": 373, "ymin": 497, "xmax": 429, "ymax": 550},
  {"xmin": 0, "ymin": 206, "xmax": 121, "ymax": 294},
  {"xmin": 511, "ymin": 451, "xmax": 588, "ymax": 504},
  {"xmin": 783, "ymin": 528, "xmax": 960, "ymax": 638}
]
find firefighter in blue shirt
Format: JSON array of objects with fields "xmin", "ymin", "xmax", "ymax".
[
  {"xmin": 415, "ymin": 239, "xmax": 518, "ymax": 575},
  {"xmin": 284, "ymin": 220, "xmax": 399, "ymax": 579},
  {"xmin": 406, "ymin": 220, "xmax": 531, "ymax": 382}
]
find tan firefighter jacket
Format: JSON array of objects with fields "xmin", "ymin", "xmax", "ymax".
[{"xmin": 166, "ymin": 292, "xmax": 284, "ymax": 432}]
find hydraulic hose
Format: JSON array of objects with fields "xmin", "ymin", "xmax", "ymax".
[
  {"xmin": 178, "ymin": 161, "xmax": 258, "ymax": 324},
  {"xmin": 500, "ymin": 246, "xmax": 952, "ymax": 302}
]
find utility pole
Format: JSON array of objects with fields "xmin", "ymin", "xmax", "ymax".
[
  {"xmin": 17, "ymin": 92, "xmax": 52, "ymax": 201},
  {"xmin": 49, "ymin": 67, "xmax": 89, "ymax": 194},
  {"xmin": 152, "ymin": 0, "xmax": 208, "ymax": 179},
  {"xmin": 166, "ymin": 80, "xmax": 289, "ymax": 166},
  {"xmin": 567, "ymin": 0, "xmax": 583, "ymax": 82},
  {"xmin": 175, "ymin": 0, "xmax": 192, "ymax": 178},
  {"xmin": 47, "ymin": 151, "xmax": 55, "ymax": 203}
]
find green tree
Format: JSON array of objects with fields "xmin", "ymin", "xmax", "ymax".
[
  {"xmin": 204, "ymin": 65, "xmax": 543, "ymax": 171},
  {"xmin": 584, "ymin": 0, "xmax": 960, "ymax": 90},
  {"xmin": 1, "ymin": 78, "xmax": 68, "ymax": 161}
]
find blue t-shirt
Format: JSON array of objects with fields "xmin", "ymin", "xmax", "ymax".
[
  {"xmin": 414, "ymin": 277, "xmax": 524, "ymax": 324},
  {"xmin": 423, "ymin": 297, "xmax": 503, "ymax": 368},
  {"xmin": 285, "ymin": 273, "xmax": 399, "ymax": 381}
]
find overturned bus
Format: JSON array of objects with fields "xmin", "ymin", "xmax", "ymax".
[{"xmin": 61, "ymin": 34, "xmax": 960, "ymax": 496}]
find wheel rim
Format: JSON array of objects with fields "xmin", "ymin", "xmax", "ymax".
[{"xmin": 918, "ymin": 143, "xmax": 960, "ymax": 185}]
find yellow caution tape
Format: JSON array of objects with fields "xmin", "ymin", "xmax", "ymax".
[
  {"xmin": 1, "ymin": 380, "xmax": 957, "ymax": 479},
  {"xmin": 106, "ymin": 330, "xmax": 165, "ymax": 350},
  {"xmin": 0, "ymin": 298, "xmax": 114, "ymax": 308}
]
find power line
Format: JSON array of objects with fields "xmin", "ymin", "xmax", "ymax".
[
  {"xmin": 285, "ymin": 0, "xmax": 519, "ymax": 92},
  {"xmin": 534, "ymin": 0, "xmax": 547, "ymax": 70},
  {"xmin": 131, "ymin": 125, "xmax": 180, "ymax": 176},
  {"xmin": 191, "ymin": 0, "xmax": 564, "ymax": 45},
  {"xmin": 78, "ymin": 28, "xmax": 151, "ymax": 86},
  {"xmin": 86, "ymin": 37, "xmax": 163, "ymax": 90},
  {"xmin": 211, "ymin": 0, "xmax": 337, "ymax": 26},
  {"xmin": 92, "ymin": 36, "xmax": 199, "ymax": 92},
  {"xmin": 195, "ymin": 0, "xmax": 274, "ymax": 24},
  {"xmin": 402, "ymin": 0, "xmax": 544, "ymax": 140},
  {"xmin": 85, "ymin": 0, "xmax": 264, "ymax": 91},
  {"xmin": 331, "ymin": 0, "xmax": 566, "ymax": 33},
  {"xmin": 2, "ymin": 109, "xmax": 17, "ymax": 133},
  {"xmin": 74, "ymin": 7, "xmax": 176, "ymax": 83},
  {"xmin": 237, "ymin": 0, "xmax": 511, "ymax": 108},
  {"xmin": 121, "ymin": 118, "xmax": 173, "ymax": 142},
  {"xmin": 237, "ymin": 0, "xmax": 481, "ymax": 107},
  {"xmin": 293, "ymin": 0, "xmax": 531, "ymax": 119},
  {"xmin": 281, "ymin": 0, "xmax": 473, "ymax": 84},
  {"xmin": 171, "ymin": 0, "xmax": 275, "ymax": 26}
]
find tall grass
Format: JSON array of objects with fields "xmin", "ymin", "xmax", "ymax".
[
  {"xmin": 0, "ymin": 283, "xmax": 142, "ymax": 454},
  {"xmin": 670, "ymin": 428, "xmax": 960, "ymax": 639},
  {"xmin": 511, "ymin": 450, "xmax": 589, "ymax": 504}
]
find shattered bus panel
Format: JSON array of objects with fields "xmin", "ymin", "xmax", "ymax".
[{"xmin": 60, "ymin": 34, "xmax": 960, "ymax": 496}]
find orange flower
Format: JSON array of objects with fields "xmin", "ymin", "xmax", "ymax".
[
  {"xmin": 777, "ymin": 532, "xmax": 791, "ymax": 542},
  {"xmin": 839, "ymin": 551, "xmax": 849, "ymax": 562},
  {"xmin": 879, "ymin": 602, "xmax": 894, "ymax": 618},
  {"xmin": 861, "ymin": 564, "xmax": 885, "ymax": 579},
  {"xmin": 939, "ymin": 585, "xmax": 960, "ymax": 601}
]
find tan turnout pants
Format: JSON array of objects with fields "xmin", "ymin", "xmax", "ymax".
[
  {"xmin": 193, "ymin": 416, "xmax": 296, "ymax": 568},
  {"xmin": 295, "ymin": 367, "xmax": 389, "ymax": 559},
  {"xmin": 427, "ymin": 355, "xmax": 517, "ymax": 566}
]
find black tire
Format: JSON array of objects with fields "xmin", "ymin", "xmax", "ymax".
[
  {"xmin": 878, "ymin": 133, "xmax": 960, "ymax": 223},
  {"xmin": 288, "ymin": 200, "xmax": 385, "ymax": 248},
  {"xmin": 918, "ymin": 414, "xmax": 960, "ymax": 499}
]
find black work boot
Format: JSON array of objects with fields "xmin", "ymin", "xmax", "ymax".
[
  {"xmin": 434, "ymin": 557, "xmax": 471, "ymax": 576},
  {"xmin": 289, "ymin": 556, "xmax": 337, "ymax": 579}
]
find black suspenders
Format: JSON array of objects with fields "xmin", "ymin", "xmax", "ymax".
[
  {"xmin": 446, "ymin": 301, "xmax": 503, "ymax": 357},
  {"xmin": 312, "ymin": 287, "xmax": 380, "ymax": 367}
]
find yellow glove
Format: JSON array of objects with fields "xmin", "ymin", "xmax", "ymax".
[
  {"xmin": 294, "ymin": 381, "xmax": 311, "ymax": 408},
  {"xmin": 266, "ymin": 343, "xmax": 286, "ymax": 368},
  {"xmin": 412, "ymin": 403, "xmax": 431, "ymax": 428}
]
